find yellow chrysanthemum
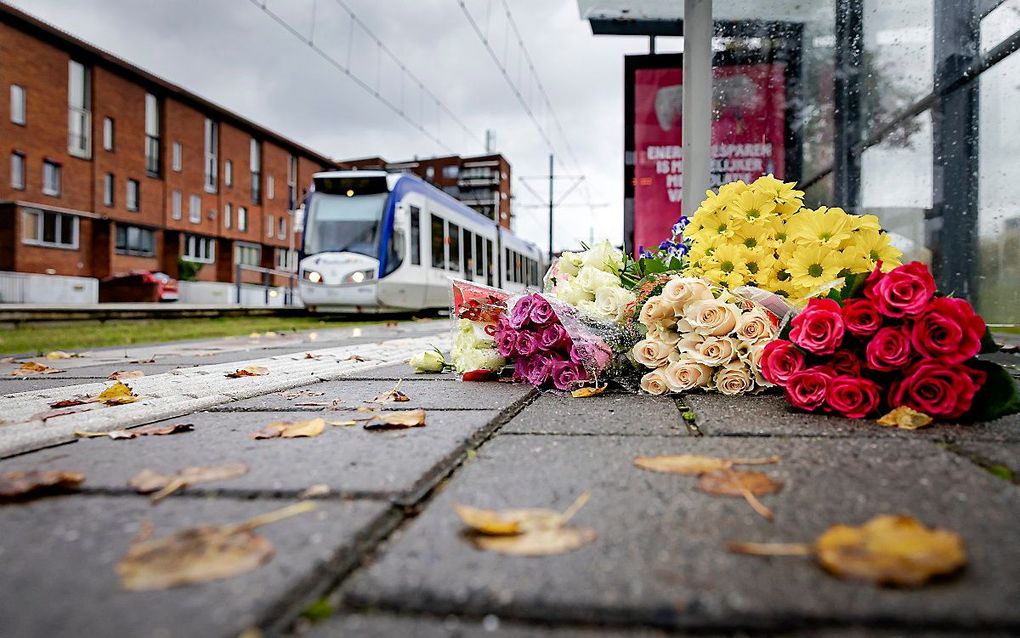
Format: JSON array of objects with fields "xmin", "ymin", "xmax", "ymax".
[
  {"xmin": 688, "ymin": 210, "xmax": 736, "ymax": 239},
  {"xmin": 702, "ymin": 244, "xmax": 752, "ymax": 288},
  {"xmin": 845, "ymin": 229, "xmax": 903, "ymax": 270},
  {"xmin": 787, "ymin": 207, "xmax": 854, "ymax": 248},
  {"xmin": 744, "ymin": 249, "xmax": 778, "ymax": 285},
  {"xmin": 730, "ymin": 189, "xmax": 778, "ymax": 226},
  {"xmin": 752, "ymin": 174, "xmax": 805, "ymax": 207},
  {"xmin": 849, "ymin": 213, "xmax": 882, "ymax": 232},
  {"xmin": 786, "ymin": 244, "xmax": 847, "ymax": 291}
]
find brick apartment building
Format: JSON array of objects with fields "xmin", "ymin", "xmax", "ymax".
[
  {"xmin": 337, "ymin": 153, "xmax": 513, "ymax": 228},
  {"xmin": 0, "ymin": 3, "xmax": 335, "ymax": 295}
]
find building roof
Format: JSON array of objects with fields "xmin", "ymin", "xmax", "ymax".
[{"xmin": 0, "ymin": 1, "xmax": 337, "ymax": 167}]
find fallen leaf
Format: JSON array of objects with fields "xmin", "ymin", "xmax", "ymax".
[
  {"xmin": 75, "ymin": 423, "xmax": 194, "ymax": 440},
  {"xmin": 327, "ymin": 420, "xmax": 358, "ymax": 427},
  {"xmin": 0, "ymin": 470, "xmax": 85, "ymax": 500},
  {"xmin": 571, "ymin": 385, "xmax": 608, "ymax": 398},
  {"xmin": 455, "ymin": 492, "xmax": 591, "ymax": 536},
  {"xmin": 304, "ymin": 352, "xmax": 317, "ymax": 360},
  {"xmin": 728, "ymin": 514, "xmax": 967, "ymax": 588},
  {"xmin": 9, "ymin": 361, "xmax": 63, "ymax": 376},
  {"xmin": 346, "ymin": 354, "xmax": 367, "ymax": 362},
  {"xmin": 293, "ymin": 401, "xmax": 333, "ymax": 407},
  {"xmin": 355, "ymin": 406, "xmax": 376, "ymax": 413},
  {"xmin": 282, "ymin": 389, "xmax": 326, "ymax": 400},
  {"xmin": 469, "ymin": 528, "xmax": 597, "ymax": 556},
  {"xmin": 250, "ymin": 417, "xmax": 326, "ymax": 439},
  {"xmin": 0, "ymin": 356, "xmax": 16, "ymax": 364},
  {"xmin": 91, "ymin": 381, "xmax": 139, "ymax": 406},
  {"xmin": 299, "ymin": 484, "xmax": 330, "ymax": 498},
  {"xmin": 877, "ymin": 406, "xmax": 933, "ymax": 430},
  {"xmin": 46, "ymin": 350, "xmax": 77, "ymax": 360},
  {"xmin": 363, "ymin": 409, "xmax": 426, "ymax": 430},
  {"xmin": 130, "ymin": 356, "xmax": 157, "ymax": 364},
  {"xmin": 116, "ymin": 502, "xmax": 316, "ymax": 590},
  {"xmin": 129, "ymin": 462, "xmax": 249, "ymax": 502},
  {"xmin": 225, "ymin": 366, "xmax": 269, "ymax": 378},
  {"xmin": 634, "ymin": 454, "xmax": 780, "ymax": 476},
  {"xmin": 248, "ymin": 332, "xmax": 261, "ymax": 339},
  {"xmin": 31, "ymin": 403, "xmax": 100, "ymax": 421},
  {"xmin": 109, "ymin": 370, "xmax": 145, "ymax": 380},
  {"xmin": 697, "ymin": 470, "xmax": 783, "ymax": 521},
  {"xmin": 369, "ymin": 380, "xmax": 410, "ymax": 403},
  {"xmin": 49, "ymin": 395, "xmax": 90, "ymax": 408}
]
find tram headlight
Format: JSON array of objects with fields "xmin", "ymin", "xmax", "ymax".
[
  {"xmin": 303, "ymin": 270, "xmax": 323, "ymax": 283},
  {"xmin": 343, "ymin": 269, "xmax": 375, "ymax": 284}
]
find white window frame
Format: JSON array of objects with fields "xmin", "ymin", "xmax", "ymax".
[
  {"xmin": 249, "ymin": 138, "xmax": 261, "ymax": 203},
  {"xmin": 275, "ymin": 247, "xmax": 297, "ymax": 272},
  {"xmin": 42, "ymin": 161, "xmax": 61, "ymax": 196},
  {"xmin": 126, "ymin": 179, "xmax": 139, "ymax": 211},
  {"xmin": 10, "ymin": 152, "xmax": 25, "ymax": 189},
  {"xmin": 266, "ymin": 214, "xmax": 274, "ymax": 238},
  {"xmin": 278, "ymin": 215, "xmax": 286, "ymax": 239},
  {"xmin": 172, "ymin": 142, "xmax": 182, "ymax": 172},
  {"xmin": 238, "ymin": 206, "xmax": 248, "ymax": 232},
  {"xmin": 115, "ymin": 224, "xmax": 155, "ymax": 257},
  {"xmin": 189, "ymin": 194, "xmax": 201, "ymax": 224},
  {"xmin": 171, "ymin": 190, "xmax": 182, "ymax": 220},
  {"xmin": 287, "ymin": 155, "xmax": 297, "ymax": 209},
  {"xmin": 21, "ymin": 208, "xmax": 79, "ymax": 249},
  {"xmin": 266, "ymin": 174, "xmax": 275, "ymax": 200},
  {"xmin": 67, "ymin": 60, "xmax": 91, "ymax": 158},
  {"xmin": 204, "ymin": 118, "xmax": 218, "ymax": 193},
  {"xmin": 144, "ymin": 93, "xmax": 159, "ymax": 175},
  {"xmin": 224, "ymin": 202, "xmax": 233, "ymax": 230},
  {"xmin": 182, "ymin": 234, "xmax": 215, "ymax": 263},
  {"xmin": 224, "ymin": 159, "xmax": 233, "ymax": 187},
  {"xmin": 103, "ymin": 173, "xmax": 114, "ymax": 207},
  {"xmin": 234, "ymin": 241, "xmax": 261, "ymax": 267},
  {"xmin": 103, "ymin": 117, "xmax": 114, "ymax": 151},
  {"xmin": 11, "ymin": 84, "xmax": 26, "ymax": 125}
]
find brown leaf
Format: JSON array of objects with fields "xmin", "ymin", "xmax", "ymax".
[
  {"xmin": 0, "ymin": 356, "xmax": 16, "ymax": 364},
  {"xmin": 346, "ymin": 354, "xmax": 368, "ymax": 362},
  {"xmin": 877, "ymin": 406, "xmax": 933, "ymax": 430},
  {"xmin": 0, "ymin": 470, "xmax": 85, "ymax": 500},
  {"xmin": 129, "ymin": 462, "xmax": 249, "ymax": 502},
  {"xmin": 250, "ymin": 418, "xmax": 325, "ymax": 439},
  {"xmin": 225, "ymin": 366, "xmax": 269, "ymax": 378},
  {"xmin": 116, "ymin": 502, "xmax": 316, "ymax": 590},
  {"xmin": 75, "ymin": 423, "xmax": 193, "ymax": 440},
  {"xmin": 634, "ymin": 454, "xmax": 781, "ymax": 476},
  {"xmin": 282, "ymin": 389, "xmax": 325, "ymax": 400},
  {"xmin": 108, "ymin": 370, "xmax": 145, "ymax": 380},
  {"xmin": 455, "ymin": 491, "xmax": 591, "ymax": 536},
  {"xmin": 697, "ymin": 470, "xmax": 783, "ymax": 521},
  {"xmin": 469, "ymin": 527, "xmax": 597, "ymax": 556},
  {"xmin": 129, "ymin": 356, "xmax": 157, "ymax": 364},
  {"xmin": 363, "ymin": 409, "xmax": 426, "ymax": 430},
  {"xmin": 49, "ymin": 395, "xmax": 90, "ymax": 408},
  {"xmin": 304, "ymin": 352, "xmax": 317, "ymax": 359},
  {"xmin": 33, "ymin": 403, "xmax": 100, "ymax": 421},
  {"xmin": 90, "ymin": 381, "xmax": 139, "ymax": 406},
  {"xmin": 571, "ymin": 384, "xmax": 608, "ymax": 398},
  {"xmin": 369, "ymin": 380, "xmax": 410, "ymax": 403},
  {"xmin": 10, "ymin": 360, "xmax": 63, "ymax": 376},
  {"xmin": 299, "ymin": 484, "xmax": 331, "ymax": 498}
]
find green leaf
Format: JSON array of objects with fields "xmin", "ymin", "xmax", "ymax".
[
  {"xmin": 300, "ymin": 598, "xmax": 334, "ymax": 622},
  {"xmin": 966, "ymin": 359, "xmax": 1020, "ymax": 422},
  {"xmin": 979, "ymin": 327, "xmax": 1001, "ymax": 354}
]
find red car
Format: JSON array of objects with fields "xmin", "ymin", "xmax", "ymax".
[{"xmin": 99, "ymin": 271, "xmax": 179, "ymax": 303}]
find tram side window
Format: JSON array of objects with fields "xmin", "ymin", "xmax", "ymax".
[
  {"xmin": 486, "ymin": 239, "xmax": 494, "ymax": 286},
  {"xmin": 505, "ymin": 249, "xmax": 511, "ymax": 281},
  {"xmin": 409, "ymin": 206, "xmax": 421, "ymax": 266},
  {"xmin": 475, "ymin": 235, "xmax": 484, "ymax": 277},
  {"xmin": 430, "ymin": 214, "xmax": 445, "ymax": 270},
  {"xmin": 449, "ymin": 222, "xmax": 461, "ymax": 272},
  {"xmin": 463, "ymin": 228, "xmax": 473, "ymax": 279}
]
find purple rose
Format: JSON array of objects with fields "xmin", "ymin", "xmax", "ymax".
[
  {"xmin": 571, "ymin": 339, "xmax": 612, "ymax": 372},
  {"xmin": 524, "ymin": 354, "xmax": 553, "ymax": 387},
  {"xmin": 509, "ymin": 296, "xmax": 535, "ymax": 329},
  {"xmin": 551, "ymin": 360, "xmax": 589, "ymax": 391},
  {"xmin": 538, "ymin": 323, "xmax": 571, "ymax": 352},
  {"xmin": 512, "ymin": 357, "xmax": 529, "ymax": 382},
  {"xmin": 514, "ymin": 331, "xmax": 540, "ymax": 357},
  {"xmin": 529, "ymin": 295, "xmax": 556, "ymax": 326},
  {"xmin": 495, "ymin": 328, "xmax": 517, "ymax": 358}
]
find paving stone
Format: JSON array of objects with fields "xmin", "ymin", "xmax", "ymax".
[
  {"xmin": 0, "ymin": 408, "xmax": 508, "ymax": 502},
  {"xmin": 501, "ymin": 392, "xmax": 687, "ymax": 436},
  {"xmin": 0, "ymin": 377, "xmax": 88, "ymax": 395},
  {"xmin": 341, "ymin": 434, "xmax": 1020, "ymax": 632},
  {"xmin": 0, "ymin": 495, "xmax": 392, "ymax": 638},
  {"xmin": 307, "ymin": 613, "xmax": 674, "ymax": 637},
  {"xmin": 344, "ymin": 363, "xmax": 459, "ymax": 381},
  {"xmin": 685, "ymin": 393, "xmax": 1020, "ymax": 442},
  {"xmin": 947, "ymin": 441, "xmax": 1020, "ymax": 484},
  {"xmin": 212, "ymin": 378, "xmax": 533, "ymax": 412}
]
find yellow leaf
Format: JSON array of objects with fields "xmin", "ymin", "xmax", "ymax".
[
  {"xmin": 634, "ymin": 454, "xmax": 780, "ymax": 476},
  {"xmin": 455, "ymin": 491, "xmax": 591, "ymax": 536},
  {"xmin": 108, "ymin": 370, "xmax": 145, "ymax": 380},
  {"xmin": 469, "ymin": 527, "xmax": 597, "ymax": 556},
  {"xmin": 696, "ymin": 469, "xmax": 783, "ymax": 521},
  {"xmin": 10, "ymin": 360, "xmax": 63, "ymax": 376},
  {"xmin": 0, "ymin": 470, "xmax": 85, "ymax": 500},
  {"xmin": 877, "ymin": 406, "xmax": 933, "ymax": 430},
  {"xmin": 46, "ymin": 350, "xmax": 73, "ymax": 359},
  {"xmin": 129, "ymin": 463, "xmax": 249, "ymax": 501},
  {"xmin": 250, "ymin": 418, "xmax": 325, "ymax": 439},
  {"xmin": 225, "ymin": 366, "xmax": 269, "ymax": 378},
  {"xmin": 91, "ymin": 381, "xmax": 139, "ymax": 406},
  {"xmin": 327, "ymin": 420, "xmax": 358, "ymax": 427},
  {"xmin": 571, "ymin": 384, "xmax": 607, "ymax": 398},
  {"xmin": 369, "ymin": 380, "xmax": 410, "ymax": 403},
  {"xmin": 363, "ymin": 409, "xmax": 426, "ymax": 430}
]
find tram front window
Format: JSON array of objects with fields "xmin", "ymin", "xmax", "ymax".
[{"xmin": 304, "ymin": 191, "xmax": 388, "ymax": 258}]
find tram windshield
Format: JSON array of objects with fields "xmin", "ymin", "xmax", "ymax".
[{"xmin": 304, "ymin": 176, "xmax": 390, "ymax": 258}]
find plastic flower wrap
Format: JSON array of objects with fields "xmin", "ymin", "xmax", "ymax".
[
  {"xmin": 544, "ymin": 240, "xmax": 637, "ymax": 323},
  {"xmin": 631, "ymin": 275, "xmax": 793, "ymax": 396},
  {"xmin": 494, "ymin": 292, "xmax": 622, "ymax": 391},
  {"xmin": 760, "ymin": 261, "xmax": 1020, "ymax": 421},
  {"xmin": 449, "ymin": 279, "xmax": 508, "ymax": 375},
  {"xmin": 683, "ymin": 175, "xmax": 903, "ymax": 304}
]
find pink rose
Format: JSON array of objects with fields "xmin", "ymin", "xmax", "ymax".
[
  {"xmin": 538, "ymin": 323, "xmax": 571, "ymax": 353},
  {"xmin": 910, "ymin": 297, "xmax": 986, "ymax": 364},
  {"xmin": 550, "ymin": 360, "xmax": 588, "ymax": 391},
  {"xmin": 789, "ymin": 298, "xmax": 845, "ymax": 355},
  {"xmin": 865, "ymin": 326, "xmax": 913, "ymax": 372},
  {"xmin": 514, "ymin": 330, "xmax": 540, "ymax": 357},
  {"xmin": 841, "ymin": 298, "xmax": 883, "ymax": 337},
  {"xmin": 509, "ymin": 295, "xmax": 535, "ymax": 329},
  {"xmin": 760, "ymin": 340, "xmax": 806, "ymax": 386},
  {"xmin": 529, "ymin": 295, "xmax": 556, "ymax": 326},
  {"xmin": 830, "ymin": 349, "xmax": 863, "ymax": 377},
  {"xmin": 825, "ymin": 375, "xmax": 882, "ymax": 418},
  {"xmin": 864, "ymin": 261, "xmax": 936, "ymax": 318},
  {"xmin": 495, "ymin": 327, "xmax": 517, "ymax": 358},
  {"xmin": 524, "ymin": 353, "xmax": 554, "ymax": 387},
  {"xmin": 890, "ymin": 360, "xmax": 986, "ymax": 419},
  {"xmin": 784, "ymin": 367, "xmax": 834, "ymax": 412}
]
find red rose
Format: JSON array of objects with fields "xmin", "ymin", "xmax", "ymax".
[
  {"xmin": 760, "ymin": 340, "xmax": 806, "ymax": 385},
  {"xmin": 841, "ymin": 298, "xmax": 883, "ymax": 337},
  {"xmin": 864, "ymin": 261, "xmax": 936, "ymax": 318},
  {"xmin": 784, "ymin": 367, "xmax": 834, "ymax": 412},
  {"xmin": 865, "ymin": 326, "xmax": 913, "ymax": 372},
  {"xmin": 890, "ymin": 360, "xmax": 986, "ymax": 419},
  {"xmin": 789, "ymin": 298, "xmax": 845, "ymax": 355},
  {"xmin": 830, "ymin": 349, "xmax": 863, "ymax": 377},
  {"xmin": 825, "ymin": 375, "xmax": 882, "ymax": 418},
  {"xmin": 910, "ymin": 297, "xmax": 986, "ymax": 364}
]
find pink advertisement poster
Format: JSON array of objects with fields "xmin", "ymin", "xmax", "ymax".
[{"xmin": 632, "ymin": 63, "xmax": 788, "ymax": 255}]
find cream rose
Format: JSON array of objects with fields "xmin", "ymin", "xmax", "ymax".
[
  {"xmin": 714, "ymin": 361, "xmax": 755, "ymax": 395},
  {"xmin": 691, "ymin": 335, "xmax": 738, "ymax": 367},
  {"xmin": 661, "ymin": 277, "xmax": 713, "ymax": 314},
  {"xmin": 639, "ymin": 368, "xmax": 670, "ymax": 395},
  {"xmin": 746, "ymin": 342, "xmax": 772, "ymax": 388},
  {"xmin": 557, "ymin": 251, "xmax": 583, "ymax": 277},
  {"xmin": 735, "ymin": 307, "xmax": 777, "ymax": 345},
  {"xmin": 663, "ymin": 358, "xmax": 714, "ymax": 392},
  {"xmin": 575, "ymin": 265, "xmax": 622, "ymax": 294},
  {"xmin": 638, "ymin": 295, "xmax": 674, "ymax": 327},
  {"xmin": 580, "ymin": 239, "xmax": 624, "ymax": 273},
  {"xmin": 554, "ymin": 278, "xmax": 592, "ymax": 306},
  {"xmin": 632, "ymin": 338, "xmax": 672, "ymax": 368},
  {"xmin": 676, "ymin": 332, "xmax": 705, "ymax": 357},
  {"xmin": 647, "ymin": 325, "xmax": 682, "ymax": 346},
  {"xmin": 685, "ymin": 299, "xmax": 740, "ymax": 336},
  {"xmin": 594, "ymin": 286, "xmax": 636, "ymax": 322}
]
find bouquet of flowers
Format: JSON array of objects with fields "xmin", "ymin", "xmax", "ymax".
[
  {"xmin": 448, "ymin": 279, "xmax": 508, "ymax": 375},
  {"xmin": 682, "ymin": 175, "xmax": 903, "ymax": 303},
  {"xmin": 760, "ymin": 262, "xmax": 1020, "ymax": 421},
  {"xmin": 631, "ymin": 275, "xmax": 790, "ymax": 396},
  {"xmin": 545, "ymin": 240, "xmax": 636, "ymax": 324},
  {"xmin": 494, "ymin": 292, "xmax": 613, "ymax": 391}
]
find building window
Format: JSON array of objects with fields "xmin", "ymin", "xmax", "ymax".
[
  {"xmin": 204, "ymin": 118, "xmax": 218, "ymax": 192},
  {"xmin": 103, "ymin": 173, "xmax": 114, "ymax": 207},
  {"xmin": 278, "ymin": 215, "xmax": 286, "ymax": 239},
  {"xmin": 234, "ymin": 242, "xmax": 261, "ymax": 267},
  {"xmin": 267, "ymin": 175, "xmax": 275, "ymax": 200},
  {"xmin": 22, "ymin": 209, "xmax": 78, "ymax": 249},
  {"xmin": 10, "ymin": 152, "xmax": 25, "ymax": 190},
  {"xmin": 102, "ymin": 117, "xmax": 114, "ymax": 151},
  {"xmin": 182, "ymin": 234, "xmax": 215, "ymax": 263},
  {"xmin": 442, "ymin": 165, "xmax": 459, "ymax": 179},
  {"xmin": 275, "ymin": 248, "xmax": 297, "ymax": 272},
  {"xmin": 189, "ymin": 195, "xmax": 201, "ymax": 223},
  {"xmin": 67, "ymin": 60, "xmax": 91, "ymax": 157},
  {"xmin": 171, "ymin": 190, "xmax": 182, "ymax": 220},
  {"xmin": 224, "ymin": 203, "xmax": 233, "ymax": 230},
  {"xmin": 11, "ymin": 84, "xmax": 26, "ymax": 125},
  {"xmin": 238, "ymin": 206, "xmax": 248, "ymax": 232},
  {"xmin": 126, "ymin": 179, "xmax": 139, "ymax": 211},
  {"xmin": 144, "ymin": 93, "xmax": 160, "ymax": 175},
  {"xmin": 266, "ymin": 214, "xmax": 274, "ymax": 238},
  {"xmin": 170, "ymin": 142, "xmax": 181, "ymax": 172},
  {"xmin": 224, "ymin": 159, "xmax": 233, "ymax": 187},
  {"xmin": 115, "ymin": 224, "xmax": 155, "ymax": 256},
  {"xmin": 250, "ymin": 138, "xmax": 261, "ymax": 203},
  {"xmin": 287, "ymin": 155, "xmax": 297, "ymax": 209},
  {"xmin": 42, "ymin": 161, "xmax": 61, "ymax": 196}
]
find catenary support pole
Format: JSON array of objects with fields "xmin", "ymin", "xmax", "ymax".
[
  {"xmin": 548, "ymin": 153, "xmax": 554, "ymax": 261},
  {"xmin": 682, "ymin": 0, "xmax": 712, "ymax": 214}
]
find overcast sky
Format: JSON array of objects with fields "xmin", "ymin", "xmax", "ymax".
[{"xmin": 8, "ymin": 0, "xmax": 674, "ymax": 252}]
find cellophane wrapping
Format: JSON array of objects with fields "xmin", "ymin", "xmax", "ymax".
[{"xmin": 449, "ymin": 278, "xmax": 510, "ymax": 374}]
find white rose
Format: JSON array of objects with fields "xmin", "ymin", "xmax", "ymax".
[
  {"xmin": 661, "ymin": 277, "xmax": 713, "ymax": 314},
  {"xmin": 638, "ymin": 295, "xmax": 675, "ymax": 328},
  {"xmin": 554, "ymin": 278, "xmax": 592, "ymax": 306},
  {"xmin": 685, "ymin": 299, "xmax": 740, "ymax": 336},
  {"xmin": 663, "ymin": 358, "xmax": 714, "ymax": 392},
  {"xmin": 409, "ymin": 349, "xmax": 447, "ymax": 373},
  {"xmin": 647, "ymin": 325, "xmax": 682, "ymax": 346},
  {"xmin": 575, "ymin": 265, "xmax": 621, "ymax": 294},
  {"xmin": 454, "ymin": 347, "xmax": 506, "ymax": 374},
  {"xmin": 746, "ymin": 342, "xmax": 772, "ymax": 388},
  {"xmin": 632, "ymin": 338, "xmax": 672, "ymax": 369},
  {"xmin": 454, "ymin": 320, "xmax": 493, "ymax": 351},
  {"xmin": 735, "ymin": 307, "xmax": 777, "ymax": 345},
  {"xmin": 639, "ymin": 368, "xmax": 670, "ymax": 395},
  {"xmin": 714, "ymin": 361, "xmax": 755, "ymax": 395},
  {"xmin": 594, "ymin": 286, "xmax": 636, "ymax": 322},
  {"xmin": 557, "ymin": 252, "xmax": 583, "ymax": 277},
  {"xmin": 691, "ymin": 335, "xmax": 738, "ymax": 367},
  {"xmin": 676, "ymin": 332, "xmax": 705, "ymax": 357},
  {"xmin": 580, "ymin": 240, "xmax": 624, "ymax": 273}
]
